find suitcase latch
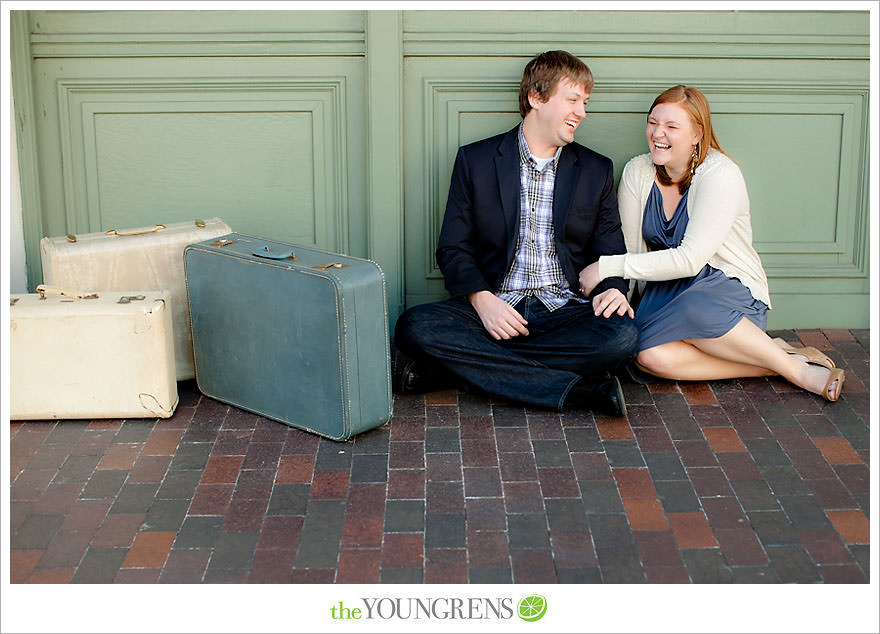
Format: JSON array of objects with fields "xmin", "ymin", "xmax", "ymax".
[
  {"xmin": 118, "ymin": 295, "xmax": 146, "ymax": 304},
  {"xmin": 312, "ymin": 262, "xmax": 348, "ymax": 271},
  {"xmin": 211, "ymin": 238, "xmax": 237, "ymax": 247}
]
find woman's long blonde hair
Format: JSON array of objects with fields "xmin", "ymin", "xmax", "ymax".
[{"xmin": 650, "ymin": 85, "xmax": 724, "ymax": 194}]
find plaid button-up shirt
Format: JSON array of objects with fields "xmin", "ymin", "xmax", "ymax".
[{"xmin": 497, "ymin": 125, "xmax": 583, "ymax": 311}]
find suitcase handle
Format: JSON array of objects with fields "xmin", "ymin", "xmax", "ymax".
[
  {"xmin": 253, "ymin": 245, "xmax": 296, "ymax": 260},
  {"xmin": 36, "ymin": 284, "xmax": 99, "ymax": 300},
  {"xmin": 106, "ymin": 224, "xmax": 166, "ymax": 237}
]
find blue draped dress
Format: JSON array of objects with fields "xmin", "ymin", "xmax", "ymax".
[{"xmin": 632, "ymin": 184, "xmax": 768, "ymax": 358}]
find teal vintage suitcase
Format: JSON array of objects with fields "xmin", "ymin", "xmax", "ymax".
[{"xmin": 184, "ymin": 233, "xmax": 392, "ymax": 440}]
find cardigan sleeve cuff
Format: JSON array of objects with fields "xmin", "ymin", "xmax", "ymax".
[{"xmin": 598, "ymin": 254, "xmax": 627, "ymax": 281}]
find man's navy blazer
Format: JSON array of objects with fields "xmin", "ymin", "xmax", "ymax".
[{"xmin": 436, "ymin": 125, "xmax": 629, "ymax": 301}]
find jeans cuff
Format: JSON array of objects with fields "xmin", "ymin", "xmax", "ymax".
[{"xmin": 558, "ymin": 376, "xmax": 582, "ymax": 412}]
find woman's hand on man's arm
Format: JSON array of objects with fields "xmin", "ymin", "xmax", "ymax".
[{"xmin": 578, "ymin": 261, "xmax": 601, "ymax": 297}]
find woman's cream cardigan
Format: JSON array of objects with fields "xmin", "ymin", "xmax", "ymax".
[{"xmin": 597, "ymin": 149, "xmax": 771, "ymax": 308}]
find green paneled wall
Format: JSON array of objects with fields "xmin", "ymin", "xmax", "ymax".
[{"xmin": 11, "ymin": 9, "xmax": 870, "ymax": 328}]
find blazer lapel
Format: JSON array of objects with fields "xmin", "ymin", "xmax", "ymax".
[
  {"xmin": 495, "ymin": 128, "xmax": 521, "ymax": 266},
  {"xmin": 552, "ymin": 146, "xmax": 580, "ymax": 239}
]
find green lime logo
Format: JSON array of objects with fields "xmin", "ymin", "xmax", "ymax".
[{"xmin": 517, "ymin": 595, "xmax": 547, "ymax": 622}]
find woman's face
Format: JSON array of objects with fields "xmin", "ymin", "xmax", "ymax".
[{"xmin": 646, "ymin": 101, "xmax": 703, "ymax": 180}]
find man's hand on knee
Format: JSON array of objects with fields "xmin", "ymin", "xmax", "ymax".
[
  {"xmin": 591, "ymin": 288, "xmax": 634, "ymax": 319},
  {"xmin": 468, "ymin": 291, "xmax": 529, "ymax": 340}
]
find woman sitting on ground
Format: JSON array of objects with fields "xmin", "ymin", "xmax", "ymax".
[{"xmin": 580, "ymin": 85, "xmax": 844, "ymax": 401}]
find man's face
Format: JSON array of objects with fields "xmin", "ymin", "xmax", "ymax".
[{"xmin": 528, "ymin": 77, "xmax": 590, "ymax": 153}]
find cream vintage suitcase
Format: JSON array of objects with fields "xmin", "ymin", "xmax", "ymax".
[
  {"xmin": 40, "ymin": 217, "xmax": 231, "ymax": 380},
  {"xmin": 9, "ymin": 286, "xmax": 178, "ymax": 420}
]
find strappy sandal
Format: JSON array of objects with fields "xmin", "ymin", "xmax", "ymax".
[
  {"xmin": 821, "ymin": 368, "xmax": 845, "ymax": 402},
  {"xmin": 772, "ymin": 337, "xmax": 835, "ymax": 370}
]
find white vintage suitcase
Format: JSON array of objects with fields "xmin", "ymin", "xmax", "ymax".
[
  {"xmin": 40, "ymin": 217, "xmax": 231, "ymax": 380},
  {"xmin": 9, "ymin": 286, "xmax": 179, "ymax": 420}
]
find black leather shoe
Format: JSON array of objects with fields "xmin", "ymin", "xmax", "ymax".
[
  {"xmin": 392, "ymin": 342, "xmax": 447, "ymax": 395},
  {"xmin": 566, "ymin": 376, "xmax": 626, "ymax": 417},
  {"xmin": 391, "ymin": 344, "xmax": 421, "ymax": 394},
  {"xmin": 391, "ymin": 343, "xmax": 461, "ymax": 395}
]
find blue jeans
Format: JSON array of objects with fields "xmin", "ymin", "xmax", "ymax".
[{"xmin": 394, "ymin": 296, "xmax": 639, "ymax": 411}]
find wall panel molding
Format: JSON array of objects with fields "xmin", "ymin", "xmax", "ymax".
[
  {"xmin": 414, "ymin": 77, "xmax": 869, "ymax": 282},
  {"xmin": 403, "ymin": 10, "xmax": 869, "ymax": 60},
  {"xmin": 404, "ymin": 48, "xmax": 870, "ymax": 326},
  {"xmin": 12, "ymin": 9, "xmax": 870, "ymax": 327},
  {"xmin": 28, "ymin": 10, "xmax": 365, "ymax": 57},
  {"xmin": 592, "ymin": 80, "xmax": 870, "ymax": 282},
  {"xmin": 56, "ymin": 77, "xmax": 351, "ymax": 252},
  {"xmin": 10, "ymin": 12, "xmax": 45, "ymax": 290},
  {"xmin": 365, "ymin": 11, "xmax": 405, "ymax": 322},
  {"xmin": 420, "ymin": 80, "xmax": 520, "ymax": 279}
]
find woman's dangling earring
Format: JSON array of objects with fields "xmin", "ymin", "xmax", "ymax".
[{"xmin": 689, "ymin": 143, "xmax": 699, "ymax": 175}]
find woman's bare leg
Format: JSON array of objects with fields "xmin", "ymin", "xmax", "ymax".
[
  {"xmin": 636, "ymin": 341, "xmax": 774, "ymax": 381},
  {"xmin": 637, "ymin": 318, "xmax": 842, "ymax": 399}
]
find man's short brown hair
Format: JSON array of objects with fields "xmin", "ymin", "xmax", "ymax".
[{"xmin": 518, "ymin": 50, "xmax": 594, "ymax": 118}]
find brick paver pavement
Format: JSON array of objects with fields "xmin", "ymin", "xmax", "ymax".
[{"xmin": 9, "ymin": 329, "xmax": 870, "ymax": 584}]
